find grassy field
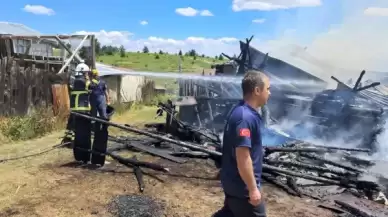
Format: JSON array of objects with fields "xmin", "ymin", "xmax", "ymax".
[
  {"xmin": 97, "ymin": 52, "xmax": 224, "ymax": 73},
  {"xmin": 96, "ymin": 52, "xmax": 224, "ymax": 94}
]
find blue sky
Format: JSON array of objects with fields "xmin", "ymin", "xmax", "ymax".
[
  {"xmin": 0, "ymin": 0, "xmax": 387, "ymax": 73},
  {"xmin": 1, "ymin": 0, "xmax": 342, "ymax": 40}
]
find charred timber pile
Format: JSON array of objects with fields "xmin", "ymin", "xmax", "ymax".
[
  {"xmin": 263, "ymin": 144, "xmax": 388, "ymax": 216},
  {"xmin": 70, "ymin": 112, "xmax": 388, "ymax": 217}
]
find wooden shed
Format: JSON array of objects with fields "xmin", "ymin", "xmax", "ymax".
[
  {"xmin": 0, "ymin": 22, "xmax": 62, "ymax": 60},
  {"xmin": 0, "ymin": 22, "xmax": 88, "ymax": 116},
  {"xmin": 96, "ymin": 63, "xmax": 148, "ymax": 103}
]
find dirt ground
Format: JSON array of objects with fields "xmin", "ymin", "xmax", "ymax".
[{"xmin": 0, "ymin": 130, "xmax": 336, "ymax": 217}]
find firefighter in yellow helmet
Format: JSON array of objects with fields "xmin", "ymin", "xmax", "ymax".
[{"xmin": 89, "ymin": 69, "xmax": 110, "ymax": 119}]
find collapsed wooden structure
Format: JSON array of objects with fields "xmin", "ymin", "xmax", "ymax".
[
  {"xmin": 0, "ymin": 23, "xmax": 96, "ymax": 115},
  {"xmin": 69, "ymin": 110, "xmax": 388, "ymax": 217}
]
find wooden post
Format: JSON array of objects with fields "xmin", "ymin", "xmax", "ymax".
[
  {"xmin": 90, "ymin": 35, "xmax": 96, "ymax": 69},
  {"xmin": 55, "ymin": 35, "xmax": 82, "ymax": 62},
  {"xmin": 57, "ymin": 34, "xmax": 88, "ymax": 74},
  {"xmin": 117, "ymin": 75, "xmax": 122, "ymax": 103}
]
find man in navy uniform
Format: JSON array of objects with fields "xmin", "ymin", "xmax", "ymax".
[
  {"xmin": 89, "ymin": 69, "xmax": 110, "ymax": 119},
  {"xmin": 214, "ymin": 70, "xmax": 271, "ymax": 217},
  {"xmin": 88, "ymin": 69, "xmax": 111, "ymax": 166}
]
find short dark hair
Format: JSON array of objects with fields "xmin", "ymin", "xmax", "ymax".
[{"xmin": 241, "ymin": 70, "xmax": 267, "ymax": 96}]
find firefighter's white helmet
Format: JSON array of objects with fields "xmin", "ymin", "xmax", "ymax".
[{"xmin": 75, "ymin": 60, "xmax": 90, "ymax": 72}]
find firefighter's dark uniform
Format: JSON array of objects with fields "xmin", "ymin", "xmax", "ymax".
[
  {"xmin": 63, "ymin": 73, "xmax": 77, "ymax": 146},
  {"xmin": 90, "ymin": 77, "xmax": 108, "ymax": 119},
  {"xmin": 89, "ymin": 75, "xmax": 110, "ymax": 166},
  {"xmin": 70, "ymin": 75, "xmax": 92, "ymax": 163}
]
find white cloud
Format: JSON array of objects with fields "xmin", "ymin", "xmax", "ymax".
[
  {"xmin": 140, "ymin": 20, "xmax": 148, "ymax": 25},
  {"xmin": 73, "ymin": 0, "xmax": 388, "ymax": 82},
  {"xmin": 200, "ymin": 10, "xmax": 214, "ymax": 16},
  {"xmin": 175, "ymin": 7, "xmax": 198, "ymax": 16},
  {"xmin": 232, "ymin": 0, "xmax": 322, "ymax": 11},
  {"xmin": 175, "ymin": 7, "xmax": 214, "ymax": 16},
  {"xmin": 364, "ymin": 7, "xmax": 388, "ymax": 16},
  {"xmin": 74, "ymin": 30, "xmax": 239, "ymax": 56},
  {"xmin": 74, "ymin": 30, "xmax": 133, "ymax": 47},
  {"xmin": 22, "ymin": 4, "xmax": 55, "ymax": 16},
  {"xmin": 252, "ymin": 18, "xmax": 266, "ymax": 23}
]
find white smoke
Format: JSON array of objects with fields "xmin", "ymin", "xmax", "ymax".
[
  {"xmin": 252, "ymin": 0, "xmax": 388, "ymax": 159},
  {"xmin": 252, "ymin": 0, "xmax": 388, "ymax": 87},
  {"xmin": 374, "ymin": 121, "xmax": 388, "ymax": 161}
]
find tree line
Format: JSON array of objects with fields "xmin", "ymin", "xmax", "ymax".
[
  {"xmin": 89, "ymin": 39, "xmax": 225, "ymax": 60},
  {"xmin": 70, "ymin": 39, "xmax": 226, "ymax": 61}
]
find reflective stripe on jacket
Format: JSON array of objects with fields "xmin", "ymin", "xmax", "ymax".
[{"xmin": 70, "ymin": 77, "xmax": 91, "ymax": 111}]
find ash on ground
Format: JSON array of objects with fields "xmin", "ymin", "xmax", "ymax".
[{"xmin": 108, "ymin": 195, "xmax": 165, "ymax": 217}]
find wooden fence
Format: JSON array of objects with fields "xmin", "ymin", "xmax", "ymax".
[
  {"xmin": 178, "ymin": 79, "xmax": 211, "ymax": 97},
  {"xmin": 0, "ymin": 56, "xmax": 56, "ymax": 116}
]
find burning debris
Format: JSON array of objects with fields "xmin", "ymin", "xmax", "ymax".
[
  {"xmin": 172, "ymin": 36, "xmax": 388, "ymax": 153},
  {"xmin": 63, "ymin": 36, "xmax": 388, "ymax": 216},
  {"xmin": 68, "ymin": 109, "xmax": 388, "ymax": 217}
]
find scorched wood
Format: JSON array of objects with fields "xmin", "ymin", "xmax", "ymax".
[
  {"xmin": 265, "ymin": 159, "xmax": 357, "ymax": 177},
  {"xmin": 108, "ymin": 136, "xmax": 187, "ymax": 164},
  {"xmin": 73, "ymin": 146, "xmax": 169, "ymax": 172},
  {"xmin": 132, "ymin": 156, "xmax": 145, "ymax": 192},
  {"xmin": 299, "ymin": 153, "xmax": 364, "ymax": 173},
  {"xmin": 70, "ymin": 112, "xmax": 223, "ymax": 157}
]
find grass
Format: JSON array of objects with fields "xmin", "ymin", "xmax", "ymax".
[
  {"xmin": 0, "ymin": 92, "xmax": 171, "ymax": 143},
  {"xmin": 0, "ymin": 107, "xmax": 67, "ymax": 143},
  {"xmin": 107, "ymin": 94, "xmax": 171, "ymax": 136},
  {"xmin": 0, "ymin": 107, "xmax": 161, "ymax": 214},
  {"xmin": 96, "ymin": 51, "xmax": 224, "ymax": 99},
  {"xmin": 97, "ymin": 52, "xmax": 224, "ymax": 73},
  {"xmin": 0, "ymin": 106, "xmax": 225, "ymax": 217}
]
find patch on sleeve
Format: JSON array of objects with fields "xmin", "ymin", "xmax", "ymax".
[{"xmin": 239, "ymin": 128, "xmax": 251, "ymax": 137}]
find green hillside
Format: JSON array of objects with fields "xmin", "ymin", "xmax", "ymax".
[{"xmin": 97, "ymin": 52, "xmax": 224, "ymax": 73}]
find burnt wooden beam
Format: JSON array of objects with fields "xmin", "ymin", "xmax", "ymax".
[
  {"xmin": 265, "ymin": 159, "xmax": 357, "ymax": 177},
  {"xmin": 71, "ymin": 111, "xmax": 223, "ymax": 157},
  {"xmin": 132, "ymin": 156, "xmax": 145, "ymax": 192},
  {"xmin": 334, "ymin": 200, "xmax": 376, "ymax": 217},
  {"xmin": 73, "ymin": 146, "xmax": 169, "ymax": 172},
  {"xmin": 108, "ymin": 137, "xmax": 187, "ymax": 164},
  {"xmin": 299, "ymin": 153, "xmax": 364, "ymax": 173}
]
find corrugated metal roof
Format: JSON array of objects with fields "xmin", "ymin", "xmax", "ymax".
[
  {"xmin": 0, "ymin": 22, "xmax": 41, "ymax": 35},
  {"xmin": 96, "ymin": 63, "xmax": 132, "ymax": 76}
]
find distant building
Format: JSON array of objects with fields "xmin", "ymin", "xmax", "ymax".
[{"xmin": 96, "ymin": 63, "xmax": 148, "ymax": 103}]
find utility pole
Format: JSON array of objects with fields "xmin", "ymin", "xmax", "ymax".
[{"xmin": 178, "ymin": 55, "xmax": 182, "ymax": 73}]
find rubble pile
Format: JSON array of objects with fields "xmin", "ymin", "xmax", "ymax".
[
  {"xmin": 263, "ymin": 143, "xmax": 388, "ymax": 216},
  {"xmin": 70, "ymin": 111, "xmax": 388, "ymax": 217}
]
